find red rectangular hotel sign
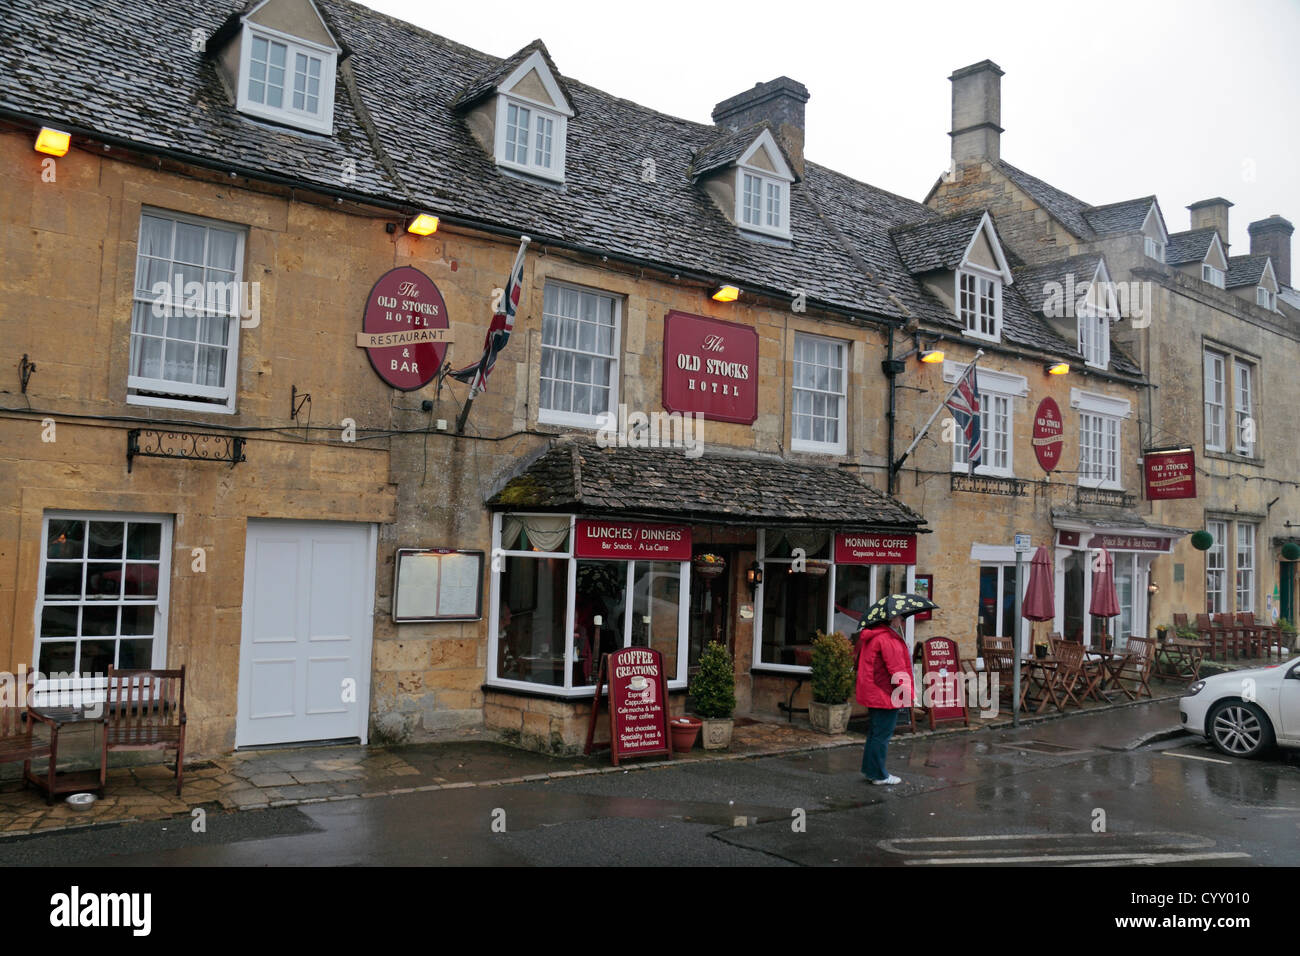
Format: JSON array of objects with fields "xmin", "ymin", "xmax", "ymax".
[
  {"xmin": 662, "ymin": 311, "xmax": 759, "ymax": 424},
  {"xmin": 1143, "ymin": 449, "xmax": 1197, "ymax": 501},
  {"xmin": 574, "ymin": 520, "xmax": 692, "ymax": 561},
  {"xmin": 834, "ymin": 533, "xmax": 917, "ymax": 565}
]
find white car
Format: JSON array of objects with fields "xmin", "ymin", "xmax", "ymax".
[{"xmin": 1180, "ymin": 657, "xmax": 1300, "ymax": 758}]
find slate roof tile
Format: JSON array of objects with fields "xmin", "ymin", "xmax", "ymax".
[
  {"xmin": 1225, "ymin": 255, "xmax": 1269, "ymax": 289},
  {"xmin": 890, "ymin": 211, "xmax": 987, "ymax": 274},
  {"xmin": 1082, "ymin": 197, "xmax": 1156, "ymax": 236},
  {"xmin": 1166, "ymin": 228, "xmax": 1219, "ymax": 265},
  {"xmin": 488, "ymin": 438, "xmax": 928, "ymax": 529}
]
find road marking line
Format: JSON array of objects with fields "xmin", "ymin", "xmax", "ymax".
[
  {"xmin": 880, "ymin": 831, "xmax": 1208, "ymax": 855},
  {"xmin": 1073, "ymin": 852, "xmax": 1251, "ymax": 867},
  {"xmin": 906, "ymin": 850, "xmax": 1247, "ymax": 865},
  {"xmin": 1163, "ymin": 751, "xmax": 1233, "ymax": 765}
]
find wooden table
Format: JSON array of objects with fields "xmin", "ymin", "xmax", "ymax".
[
  {"xmin": 23, "ymin": 703, "xmax": 107, "ymax": 804},
  {"xmin": 1019, "ymin": 655, "xmax": 1064, "ymax": 714},
  {"xmin": 1157, "ymin": 638, "xmax": 1208, "ymax": 682}
]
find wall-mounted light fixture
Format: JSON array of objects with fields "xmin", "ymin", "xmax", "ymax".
[
  {"xmin": 745, "ymin": 561, "xmax": 763, "ymax": 595},
  {"xmin": 919, "ymin": 348, "xmax": 945, "ymax": 364},
  {"xmin": 407, "ymin": 214, "xmax": 439, "ymax": 236},
  {"xmin": 34, "ymin": 127, "xmax": 70, "ymax": 157},
  {"xmin": 712, "ymin": 285, "xmax": 740, "ymax": 302},
  {"xmin": 1045, "ymin": 361, "xmax": 1070, "ymax": 375}
]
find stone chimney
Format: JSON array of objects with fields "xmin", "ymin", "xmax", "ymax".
[
  {"xmin": 949, "ymin": 60, "xmax": 1004, "ymax": 165},
  {"xmin": 1249, "ymin": 215, "xmax": 1294, "ymax": 289},
  {"xmin": 1188, "ymin": 198, "xmax": 1233, "ymax": 253},
  {"xmin": 712, "ymin": 77, "xmax": 809, "ymax": 178}
]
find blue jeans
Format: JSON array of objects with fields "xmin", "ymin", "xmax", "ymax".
[{"xmin": 861, "ymin": 707, "xmax": 900, "ymax": 780}]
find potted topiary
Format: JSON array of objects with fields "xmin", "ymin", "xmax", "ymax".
[
  {"xmin": 691, "ymin": 640, "xmax": 736, "ymax": 750},
  {"xmin": 809, "ymin": 630, "xmax": 854, "ymax": 734}
]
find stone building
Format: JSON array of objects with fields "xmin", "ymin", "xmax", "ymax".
[
  {"xmin": 928, "ymin": 60, "xmax": 1300, "ymax": 639},
  {"xmin": 0, "ymin": 2, "xmax": 1190, "ymax": 762}
]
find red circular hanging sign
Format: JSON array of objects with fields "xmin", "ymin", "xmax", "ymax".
[
  {"xmin": 357, "ymin": 266, "xmax": 451, "ymax": 391},
  {"xmin": 1032, "ymin": 396, "xmax": 1064, "ymax": 473}
]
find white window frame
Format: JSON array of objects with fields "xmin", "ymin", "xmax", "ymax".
[
  {"xmin": 791, "ymin": 332, "xmax": 848, "ymax": 456},
  {"xmin": 1236, "ymin": 522, "xmax": 1256, "ymax": 613},
  {"xmin": 1144, "ymin": 237, "xmax": 1165, "ymax": 262},
  {"xmin": 1206, "ymin": 518, "xmax": 1227, "ymax": 614},
  {"xmin": 235, "ymin": 22, "xmax": 337, "ymax": 135},
  {"xmin": 1070, "ymin": 389, "xmax": 1131, "ymax": 490},
  {"xmin": 1234, "ymin": 361, "xmax": 1255, "ymax": 456},
  {"xmin": 752, "ymin": 528, "xmax": 916, "ymax": 674},
  {"xmin": 537, "ymin": 280, "xmax": 621, "ymax": 430},
  {"xmin": 1078, "ymin": 411, "xmax": 1121, "ymax": 490},
  {"xmin": 1203, "ymin": 348, "xmax": 1226, "ymax": 452},
  {"xmin": 956, "ymin": 267, "xmax": 1002, "ymax": 341},
  {"xmin": 493, "ymin": 94, "xmax": 567, "ymax": 183},
  {"xmin": 1202, "ymin": 263, "xmax": 1225, "ymax": 288},
  {"xmin": 945, "ymin": 363, "xmax": 1026, "ymax": 479},
  {"xmin": 1077, "ymin": 273, "xmax": 1113, "ymax": 369},
  {"xmin": 33, "ymin": 511, "xmax": 173, "ymax": 676},
  {"xmin": 736, "ymin": 168, "xmax": 790, "ymax": 239},
  {"xmin": 485, "ymin": 512, "xmax": 691, "ymax": 696},
  {"xmin": 1256, "ymin": 287, "xmax": 1276, "ymax": 311},
  {"xmin": 128, "ymin": 208, "xmax": 246, "ymax": 414}
]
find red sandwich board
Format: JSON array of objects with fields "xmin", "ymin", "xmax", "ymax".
[
  {"xmin": 919, "ymin": 637, "xmax": 969, "ymax": 731},
  {"xmin": 584, "ymin": 647, "xmax": 672, "ymax": 765}
]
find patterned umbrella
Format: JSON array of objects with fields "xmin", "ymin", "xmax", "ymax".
[{"xmin": 859, "ymin": 593, "xmax": 940, "ymax": 629}]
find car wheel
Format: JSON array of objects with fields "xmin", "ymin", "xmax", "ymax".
[{"xmin": 1207, "ymin": 700, "xmax": 1275, "ymax": 758}]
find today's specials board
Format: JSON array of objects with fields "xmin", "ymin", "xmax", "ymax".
[
  {"xmin": 584, "ymin": 647, "xmax": 671, "ymax": 765},
  {"xmin": 920, "ymin": 636, "xmax": 969, "ymax": 731}
]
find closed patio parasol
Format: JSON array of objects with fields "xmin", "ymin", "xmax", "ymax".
[
  {"xmin": 1089, "ymin": 547, "xmax": 1121, "ymax": 650},
  {"xmin": 1021, "ymin": 546, "xmax": 1055, "ymax": 622}
]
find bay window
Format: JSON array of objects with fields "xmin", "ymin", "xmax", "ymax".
[
  {"xmin": 488, "ymin": 514, "xmax": 688, "ymax": 693},
  {"xmin": 755, "ymin": 529, "xmax": 912, "ymax": 670}
]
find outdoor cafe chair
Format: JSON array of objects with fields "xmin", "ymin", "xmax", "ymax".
[
  {"xmin": 1111, "ymin": 636, "xmax": 1156, "ymax": 701},
  {"xmin": 1212, "ymin": 613, "xmax": 1244, "ymax": 660},
  {"xmin": 1050, "ymin": 640, "xmax": 1091, "ymax": 709},
  {"xmin": 983, "ymin": 648, "xmax": 1031, "ymax": 713},
  {"xmin": 1244, "ymin": 613, "xmax": 1282, "ymax": 659},
  {"xmin": 1233, "ymin": 613, "xmax": 1264, "ymax": 659},
  {"xmin": 1195, "ymin": 614, "xmax": 1228, "ymax": 661}
]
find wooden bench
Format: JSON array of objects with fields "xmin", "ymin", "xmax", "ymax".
[
  {"xmin": 102, "ymin": 667, "xmax": 187, "ymax": 795},
  {"xmin": 1, "ymin": 671, "xmax": 54, "ymax": 795}
]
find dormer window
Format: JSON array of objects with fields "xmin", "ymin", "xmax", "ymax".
[
  {"xmin": 1144, "ymin": 237, "xmax": 1165, "ymax": 262},
  {"xmin": 958, "ymin": 270, "xmax": 1001, "ymax": 340},
  {"xmin": 740, "ymin": 172, "xmax": 785, "ymax": 232},
  {"xmin": 1257, "ymin": 287, "xmax": 1276, "ymax": 310},
  {"xmin": 1202, "ymin": 264, "xmax": 1225, "ymax": 288},
  {"xmin": 498, "ymin": 96, "xmax": 564, "ymax": 178},
  {"xmin": 236, "ymin": 24, "xmax": 337, "ymax": 134}
]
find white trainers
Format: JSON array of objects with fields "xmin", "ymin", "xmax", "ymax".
[{"xmin": 870, "ymin": 774, "xmax": 902, "ymax": 785}]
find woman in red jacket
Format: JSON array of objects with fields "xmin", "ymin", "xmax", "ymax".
[{"xmin": 856, "ymin": 615, "xmax": 914, "ymax": 784}]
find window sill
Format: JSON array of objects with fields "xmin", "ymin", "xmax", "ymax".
[
  {"xmin": 127, "ymin": 393, "xmax": 236, "ymax": 415},
  {"xmin": 496, "ymin": 159, "xmax": 565, "ymax": 184},
  {"xmin": 960, "ymin": 328, "xmax": 1002, "ymax": 344},
  {"xmin": 1204, "ymin": 449, "xmax": 1263, "ymax": 468},
  {"xmin": 750, "ymin": 664, "xmax": 812, "ymax": 677},
  {"xmin": 791, "ymin": 441, "xmax": 848, "ymax": 458}
]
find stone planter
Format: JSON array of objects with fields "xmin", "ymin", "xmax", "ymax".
[
  {"xmin": 809, "ymin": 701, "xmax": 852, "ymax": 735},
  {"xmin": 700, "ymin": 717, "xmax": 734, "ymax": 750}
]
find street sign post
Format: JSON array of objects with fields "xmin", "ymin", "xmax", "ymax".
[{"xmin": 1012, "ymin": 535, "xmax": 1029, "ymax": 726}]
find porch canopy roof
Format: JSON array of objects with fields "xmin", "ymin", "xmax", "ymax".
[
  {"xmin": 1051, "ymin": 507, "xmax": 1196, "ymax": 540},
  {"xmin": 488, "ymin": 437, "xmax": 928, "ymax": 533}
]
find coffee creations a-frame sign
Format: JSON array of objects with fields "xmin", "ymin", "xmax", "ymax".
[{"xmin": 584, "ymin": 647, "xmax": 671, "ymax": 766}]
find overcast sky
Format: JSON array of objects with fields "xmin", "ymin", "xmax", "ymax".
[{"xmin": 359, "ymin": 0, "xmax": 1299, "ymax": 254}]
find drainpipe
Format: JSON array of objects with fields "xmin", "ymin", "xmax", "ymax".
[{"xmin": 886, "ymin": 327, "xmax": 897, "ymax": 495}]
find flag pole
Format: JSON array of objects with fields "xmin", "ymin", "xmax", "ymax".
[
  {"xmin": 890, "ymin": 349, "xmax": 983, "ymax": 478},
  {"xmin": 455, "ymin": 236, "xmax": 530, "ymax": 435}
]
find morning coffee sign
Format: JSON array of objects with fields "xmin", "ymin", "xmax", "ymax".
[
  {"xmin": 834, "ymin": 533, "xmax": 917, "ymax": 565},
  {"xmin": 358, "ymin": 266, "xmax": 452, "ymax": 391},
  {"xmin": 661, "ymin": 311, "xmax": 758, "ymax": 424},
  {"xmin": 1143, "ymin": 448, "xmax": 1197, "ymax": 500}
]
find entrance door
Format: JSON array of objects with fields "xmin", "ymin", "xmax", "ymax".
[
  {"xmin": 688, "ymin": 550, "xmax": 731, "ymax": 668},
  {"xmin": 237, "ymin": 520, "xmax": 376, "ymax": 747}
]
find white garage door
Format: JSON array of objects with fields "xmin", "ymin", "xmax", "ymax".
[{"xmin": 237, "ymin": 520, "xmax": 376, "ymax": 747}]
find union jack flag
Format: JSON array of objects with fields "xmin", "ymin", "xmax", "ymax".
[
  {"xmin": 450, "ymin": 236, "xmax": 530, "ymax": 397},
  {"xmin": 945, "ymin": 361, "xmax": 982, "ymax": 473}
]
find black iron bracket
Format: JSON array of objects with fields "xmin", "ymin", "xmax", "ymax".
[
  {"xmin": 19, "ymin": 354, "xmax": 36, "ymax": 393},
  {"xmin": 127, "ymin": 429, "xmax": 246, "ymax": 473},
  {"xmin": 291, "ymin": 385, "xmax": 311, "ymax": 420}
]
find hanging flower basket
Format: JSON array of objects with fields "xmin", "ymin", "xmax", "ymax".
[
  {"xmin": 802, "ymin": 560, "xmax": 831, "ymax": 577},
  {"xmin": 693, "ymin": 554, "xmax": 726, "ymax": 577}
]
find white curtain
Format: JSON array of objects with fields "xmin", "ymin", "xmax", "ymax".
[{"xmin": 501, "ymin": 515, "xmax": 569, "ymax": 552}]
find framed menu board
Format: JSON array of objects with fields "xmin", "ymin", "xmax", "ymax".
[{"xmin": 392, "ymin": 548, "xmax": 484, "ymax": 622}]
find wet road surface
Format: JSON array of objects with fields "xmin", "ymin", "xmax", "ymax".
[{"xmin": 2, "ymin": 701, "xmax": 1296, "ymax": 866}]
